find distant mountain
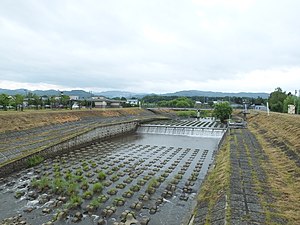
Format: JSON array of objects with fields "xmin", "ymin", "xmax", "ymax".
[
  {"xmin": 162, "ymin": 90, "xmax": 269, "ymax": 98},
  {"xmin": 94, "ymin": 91, "xmax": 143, "ymax": 98},
  {"xmin": 0, "ymin": 88, "xmax": 269, "ymax": 99},
  {"xmin": 0, "ymin": 89, "xmax": 93, "ymax": 99}
]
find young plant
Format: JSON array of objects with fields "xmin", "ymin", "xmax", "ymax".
[
  {"xmin": 75, "ymin": 169, "xmax": 83, "ymax": 176},
  {"xmin": 81, "ymin": 180, "xmax": 89, "ymax": 190},
  {"xmin": 107, "ymin": 188, "xmax": 118, "ymax": 195},
  {"xmin": 93, "ymin": 182, "xmax": 103, "ymax": 193},
  {"xmin": 26, "ymin": 155, "xmax": 44, "ymax": 167},
  {"xmin": 52, "ymin": 178, "xmax": 67, "ymax": 194},
  {"xmin": 66, "ymin": 182, "xmax": 79, "ymax": 196},
  {"xmin": 97, "ymin": 171, "xmax": 106, "ymax": 181},
  {"xmin": 90, "ymin": 198, "xmax": 101, "ymax": 208},
  {"xmin": 130, "ymin": 185, "xmax": 141, "ymax": 192},
  {"xmin": 110, "ymin": 175, "xmax": 119, "ymax": 182},
  {"xmin": 82, "ymin": 190, "xmax": 93, "ymax": 200},
  {"xmin": 66, "ymin": 195, "xmax": 83, "ymax": 209},
  {"xmin": 83, "ymin": 165, "xmax": 90, "ymax": 172}
]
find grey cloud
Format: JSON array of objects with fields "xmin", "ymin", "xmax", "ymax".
[{"xmin": 0, "ymin": 0, "xmax": 300, "ymax": 92}]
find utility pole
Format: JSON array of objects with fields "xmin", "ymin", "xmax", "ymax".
[{"xmin": 298, "ymin": 89, "xmax": 300, "ymax": 114}]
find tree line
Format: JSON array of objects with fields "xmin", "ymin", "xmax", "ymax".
[
  {"xmin": 141, "ymin": 95, "xmax": 266, "ymax": 108},
  {"xmin": 269, "ymin": 87, "xmax": 300, "ymax": 114},
  {"xmin": 0, "ymin": 93, "xmax": 78, "ymax": 111}
]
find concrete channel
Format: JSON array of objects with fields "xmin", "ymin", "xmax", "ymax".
[{"xmin": 0, "ymin": 118, "xmax": 228, "ymax": 225}]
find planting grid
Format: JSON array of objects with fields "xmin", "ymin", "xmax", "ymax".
[{"xmin": 0, "ymin": 137, "xmax": 214, "ymax": 225}]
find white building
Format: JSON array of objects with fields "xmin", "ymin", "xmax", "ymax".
[
  {"xmin": 254, "ymin": 105, "xmax": 268, "ymax": 111},
  {"xmin": 126, "ymin": 99, "xmax": 139, "ymax": 106},
  {"xmin": 69, "ymin": 96, "xmax": 79, "ymax": 100}
]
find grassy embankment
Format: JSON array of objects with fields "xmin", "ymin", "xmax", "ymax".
[
  {"xmin": 248, "ymin": 111, "xmax": 300, "ymax": 223},
  {"xmin": 196, "ymin": 133, "xmax": 231, "ymax": 224},
  {"xmin": 0, "ymin": 108, "xmax": 151, "ymax": 133},
  {"xmin": 195, "ymin": 111, "xmax": 300, "ymax": 224},
  {"xmin": 0, "ymin": 108, "xmax": 164, "ymax": 168}
]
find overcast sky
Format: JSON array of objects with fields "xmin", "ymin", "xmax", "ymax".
[{"xmin": 0, "ymin": 0, "xmax": 300, "ymax": 94}]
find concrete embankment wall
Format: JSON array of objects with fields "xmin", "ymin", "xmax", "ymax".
[{"xmin": 0, "ymin": 121, "xmax": 138, "ymax": 177}]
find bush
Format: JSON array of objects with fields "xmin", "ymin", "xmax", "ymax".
[{"xmin": 213, "ymin": 102, "xmax": 233, "ymax": 123}]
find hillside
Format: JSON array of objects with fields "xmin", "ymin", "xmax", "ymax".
[{"xmin": 162, "ymin": 90, "xmax": 269, "ymax": 98}]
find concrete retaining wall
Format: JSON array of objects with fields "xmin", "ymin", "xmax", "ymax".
[{"xmin": 0, "ymin": 121, "xmax": 138, "ymax": 177}]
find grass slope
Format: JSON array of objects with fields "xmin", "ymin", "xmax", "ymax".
[
  {"xmin": 248, "ymin": 111, "xmax": 300, "ymax": 224},
  {"xmin": 0, "ymin": 108, "xmax": 147, "ymax": 133}
]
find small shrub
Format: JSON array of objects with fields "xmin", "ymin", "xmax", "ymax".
[
  {"xmin": 75, "ymin": 169, "xmax": 83, "ymax": 176},
  {"xmin": 26, "ymin": 155, "xmax": 44, "ymax": 167},
  {"xmin": 82, "ymin": 190, "xmax": 93, "ymax": 199},
  {"xmin": 148, "ymin": 178, "xmax": 159, "ymax": 189},
  {"xmin": 81, "ymin": 161, "xmax": 88, "ymax": 167},
  {"xmin": 93, "ymin": 182, "xmax": 103, "ymax": 193},
  {"xmin": 66, "ymin": 195, "xmax": 83, "ymax": 209},
  {"xmin": 97, "ymin": 171, "xmax": 106, "ymax": 180},
  {"xmin": 52, "ymin": 178, "xmax": 67, "ymax": 194},
  {"xmin": 74, "ymin": 175, "xmax": 83, "ymax": 182},
  {"xmin": 110, "ymin": 175, "xmax": 119, "ymax": 182},
  {"xmin": 15, "ymin": 191, "xmax": 25, "ymax": 199},
  {"xmin": 130, "ymin": 185, "xmax": 140, "ymax": 192},
  {"xmin": 98, "ymin": 195, "xmax": 109, "ymax": 203},
  {"xmin": 53, "ymin": 164, "xmax": 61, "ymax": 172},
  {"xmin": 54, "ymin": 171, "xmax": 62, "ymax": 178},
  {"xmin": 81, "ymin": 180, "xmax": 89, "ymax": 190},
  {"xmin": 174, "ymin": 174, "xmax": 183, "ymax": 179},
  {"xmin": 38, "ymin": 176, "xmax": 51, "ymax": 190},
  {"xmin": 30, "ymin": 178, "xmax": 39, "ymax": 188},
  {"xmin": 112, "ymin": 166, "xmax": 119, "ymax": 171},
  {"xmin": 65, "ymin": 172, "xmax": 73, "ymax": 181},
  {"xmin": 113, "ymin": 197, "xmax": 125, "ymax": 206},
  {"xmin": 107, "ymin": 170, "xmax": 113, "ymax": 175},
  {"xmin": 83, "ymin": 165, "xmax": 90, "ymax": 172},
  {"xmin": 107, "ymin": 188, "xmax": 118, "ymax": 195},
  {"xmin": 90, "ymin": 198, "xmax": 101, "ymax": 208},
  {"xmin": 66, "ymin": 182, "xmax": 79, "ymax": 196}
]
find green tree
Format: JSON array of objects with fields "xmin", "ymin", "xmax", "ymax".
[
  {"xmin": 61, "ymin": 95, "xmax": 70, "ymax": 109},
  {"xmin": 269, "ymin": 87, "xmax": 287, "ymax": 112},
  {"xmin": 175, "ymin": 100, "xmax": 190, "ymax": 108},
  {"xmin": 50, "ymin": 96, "xmax": 57, "ymax": 108},
  {"xmin": 283, "ymin": 95, "xmax": 299, "ymax": 113},
  {"xmin": 14, "ymin": 94, "xmax": 24, "ymax": 111},
  {"xmin": 213, "ymin": 102, "xmax": 233, "ymax": 123},
  {"xmin": 0, "ymin": 94, "xmax": 10, "ymax": 110}
]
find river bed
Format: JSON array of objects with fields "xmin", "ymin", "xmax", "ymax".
[{"xmin": 0, "ymin": 124, "xmax": 222, "ymax": 225}]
